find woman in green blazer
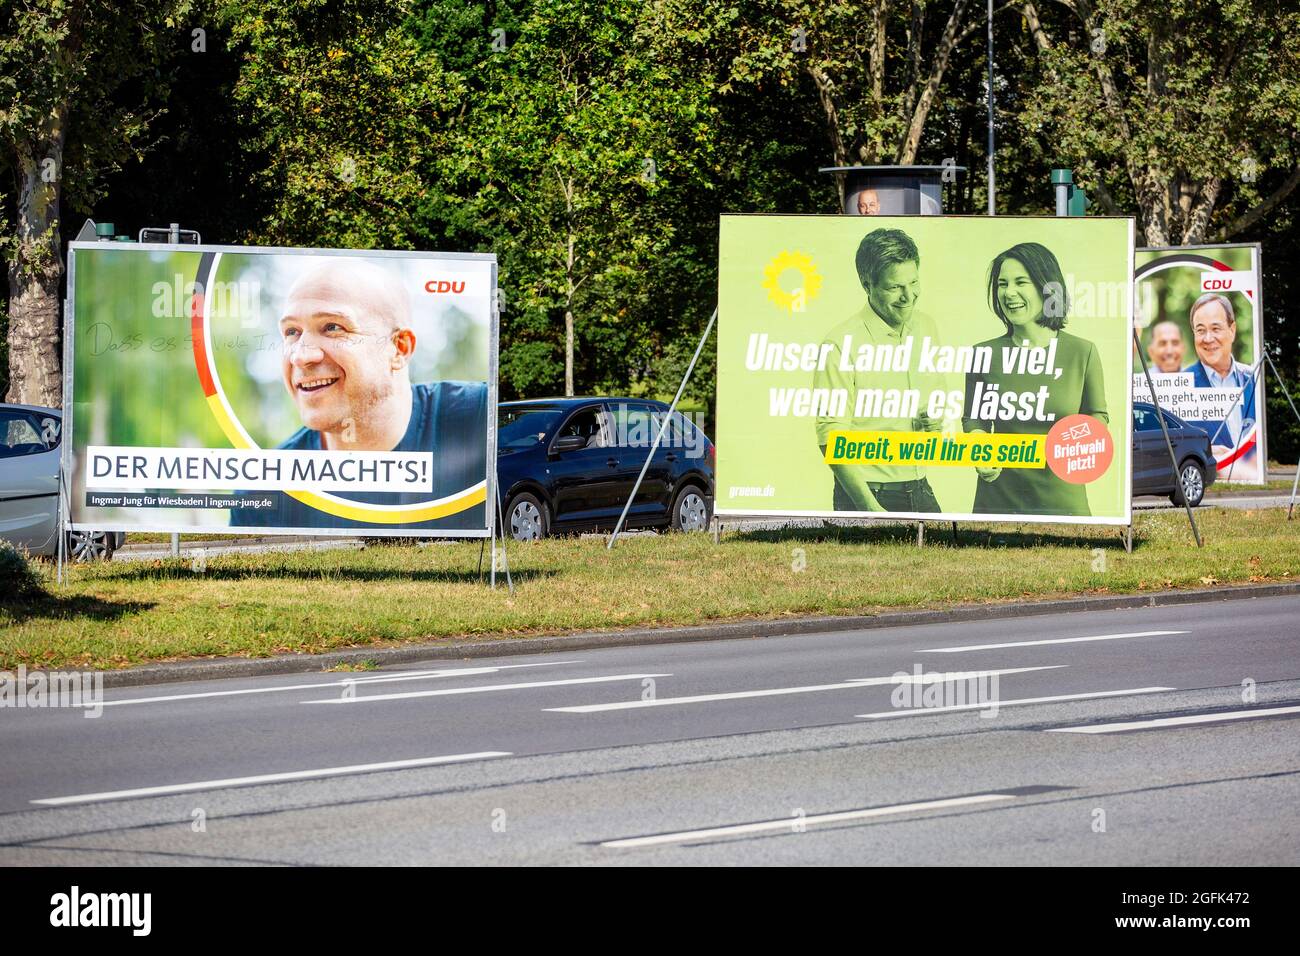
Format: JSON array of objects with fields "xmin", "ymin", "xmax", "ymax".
[{"xmin": 962, "ymin": 242, "xmax": 1108, "ymax": 516}]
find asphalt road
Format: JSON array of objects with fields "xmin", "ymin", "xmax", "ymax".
[{"xmin": 2, "ymin": 596, "xmax": 1298, "ymax": 865}]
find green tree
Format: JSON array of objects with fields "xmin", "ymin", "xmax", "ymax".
[
  {"xmin": 0, "ymin": 0, "xmax": 190, "ymax": 406},
  {"xmin": 444, "ymin": 0, "xmax": 719, "ymax": 397},
  {"xmin": 219, "ymin": 0, "xmax": 460, "ymax": 249},
  {"xmin": 665, "ymin": 0, "xmax": 985, "ymax": 206},
  {"xmin": 1019, "ymin": 0, "xmax": 1300, "ymax": 245}
]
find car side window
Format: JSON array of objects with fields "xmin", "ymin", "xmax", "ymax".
[
  {"xmin": 556, "ymin": 408, "xmax": 612, "ymax": 449},
  {"xmin": 0, "ymin": 413, "xmax": 49, "ymax": 458},
  {"xmin": 608, "ymin": 403, "xmax": 658, "ymax": 449},
  {"xmin": 38, "ymin": 416, "xmax": 61, "ymax": 447},
  {"xmin": 1134, "ymin": 408, "xmax": 1159, "ymax": 432}
]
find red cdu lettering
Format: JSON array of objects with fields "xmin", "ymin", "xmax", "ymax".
[{"xmin": 424, "ymin": 279, "xmax": 466, "ymax": 294}]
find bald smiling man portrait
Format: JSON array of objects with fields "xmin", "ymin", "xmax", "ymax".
[{"xmin": 232, "ymin": 258, "xmax": 488, "ymax": 530}]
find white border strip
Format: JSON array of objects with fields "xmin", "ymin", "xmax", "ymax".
[
  {"xmin": 918, "ymin": 630, "xmax": 1186, "ymax": 653},
  {"xmin": 601, "ymin": 793, "xmax": 1015, "ymax": 848},
  {"xmin": 31, "ymin": 751, "xmax": 512, "ymax": 806},
  {"xmin": 1046, "ymin": 705, "xmax": 1300, "ymax": 734}
]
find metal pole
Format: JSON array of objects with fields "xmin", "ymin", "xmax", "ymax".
[
  {"xmin": 56, "ymin": 464, "xmax": 66, "ymax": 585},
  {"xmin": 1134, "ymin": 329, "xmax": 1201, "ymax": 547},
  {"xmin": 493, "ymin": 468, "xmax": 513, "ymax": 593},
  {"xmin": 1262, "ymin": 352, "xmax": 1300, "ymax": 518},
  {"xmin": 608, "ymin": 306, "xmax": 718, "ymax": 549},
  {"xmin": 986, "ymin": 0, "xmax": 995, "ymax": 215},
  {"xmin": 1052, "ymin": 169, "xmax": 1073, "ymax": 217},
  {"xmin": 489, "ymin": 473, "xmax": 496, "ymax": 590}
]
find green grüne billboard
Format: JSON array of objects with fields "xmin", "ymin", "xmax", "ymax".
[
  {"xmin": 716, "ymin": 215, "xmax": 1135, "ymax": 526},
  {"xmin": 65, "ymin": 243, "xmax": 495, "ymax": 537}
]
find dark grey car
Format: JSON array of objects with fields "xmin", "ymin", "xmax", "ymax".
[
  {"xmin": 1131, "ymin": 401, "xmax": 1217, "ymax": 507},
  {"xmin": 0, "ymin": 403, "xmax": 121, "ymax": 559}
]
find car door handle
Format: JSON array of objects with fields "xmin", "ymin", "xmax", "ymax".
[
  {"xmin": 665, "ymin": 452, "xmax": 677, "ymax": 462},
  {"xmin": 606, "ymin": 457, "xmax": 619, "ymax": 468}
]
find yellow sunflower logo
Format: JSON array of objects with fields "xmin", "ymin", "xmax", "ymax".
[{"xmin": 762, "ymin": 250, "xmax": 822, "ymax": 314}]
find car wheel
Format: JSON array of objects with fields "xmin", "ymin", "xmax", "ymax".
[
  {"xmin": 1170, "ymin": 460, "xmax": 1206, "ymax": 508},
  {"xmin": 66, "ymin": 530, "xmax": 116, "ymax": 562},
  {"xmin": 505, "ymin": 492, "xmax": 548, "ymax": 542},
  {"xmin": 670, "ymin": 485, "xmax": 711, "ymax": 533}
]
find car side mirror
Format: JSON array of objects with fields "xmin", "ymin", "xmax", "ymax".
[{"xmin": 552, "ymin": 434, "xmax": 587, "ymax": 454}]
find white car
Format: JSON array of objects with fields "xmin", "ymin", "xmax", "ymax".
[{"xmin": 0, "ymin": 403, "xmax": 122, "ymax": 560}]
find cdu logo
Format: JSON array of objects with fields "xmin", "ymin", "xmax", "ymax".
[{"xmin": 424, "ymin": 278, "xmax": 466, "ymax": 294}]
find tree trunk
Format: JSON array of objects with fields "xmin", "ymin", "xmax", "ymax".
[
  {"xmin": 6, "ymin": 117, "xmax": 67, "ymax": 408},
  {"xmin": 895, "ymin": 0, "xmax": 970, "ymax": 165},
  {"xmin": 558, "ymin": 169, "xmax": 576, "ymax": 397},
  {"xmin": 864, "ymin": 0, "xmax": 889, "ymax": 163},
  {"xmin": 1182, "ymin": 178, "xmax": 1221, "ymax": 246},
  {"xmin": 1021, "ymin": 2, "xmax": 1051, "ymax": 52},
  {"xmin": 564, "ymin": 309, "xmax": 574, "ymax": 396},
  {"xmin": 807, "ymin": 65, "xmax": 849, "ymax": 207}
]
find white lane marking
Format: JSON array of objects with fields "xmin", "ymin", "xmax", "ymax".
[
  {"xmin": 302, "ymin": 673, "xmax": 673, "ymax": 705},
  {"xmin": 30, "ymin": 752, "xmax": 511, "ymax": 806},
  {"xmin": 601, "ymin": 793, "xmax": 1015, "ymax": 849},
  {"xmin": 857, "ymin": 686, "xmax": 1176, "ymax": 719},
  {"xmin": 918, "ymin": 630, "xmax": 1187, "ymax": 653},
  {"xmin": 101, "ymin": 661, "xmax": 582, "ymax": 708},
  {"xmin": 1047, "ymin": 705, "xmax": 1300, "ymax": 735},
  {"xmin": 546, "ymin": 666, "xmax": 1063, "ymax": 714}
]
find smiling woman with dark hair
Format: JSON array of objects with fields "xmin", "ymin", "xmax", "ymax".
[{"xmin": 962, "ymin": 242, "xmax": 1109, "ymax": 516}]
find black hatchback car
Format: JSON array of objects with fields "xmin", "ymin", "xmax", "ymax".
[
  {"xmin": 1132, "ymin": 401, "xmax": 1217, "ymax": 506},
  {"xmin": 496, "ymin": 398, "xmax": 715, "ymax": 540}
]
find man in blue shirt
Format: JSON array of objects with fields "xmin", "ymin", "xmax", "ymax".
[
  {"xmin": 231, "ymin": 260, "xmax": 487, "ymax": 531},
  {"xmin": 1184, "ymin": 292, "xmax": 1256, "ymax": 455}
]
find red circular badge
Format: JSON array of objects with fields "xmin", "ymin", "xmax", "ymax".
[{"xmin": 1046, "ymin": 414, "xmax": 1113, "ymax": 484}]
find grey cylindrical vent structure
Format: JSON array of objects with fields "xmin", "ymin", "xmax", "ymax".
[{"xmin": 820, "ymin": 165, "xmax": 964, "ymax": 216}]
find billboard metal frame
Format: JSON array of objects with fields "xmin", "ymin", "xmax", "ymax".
[{"xmin": 61, "ymin": 241, "xmax": 498, "ymax": 539}]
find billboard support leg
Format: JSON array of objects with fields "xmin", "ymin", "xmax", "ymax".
[
  {"xmin": 1262, "ymin": 352, "xmax": 1300, "ymax": 519},
  {"xmin": 916, "ymin": 521, "xmax": 924, "ymax": 547},
  {"xmin": 56, "ymin": 462, "xmax": 67, "ymax": 586},
  {"xmin": 477, "ymin": 538, "xmax": 486, "ymax": 582},
  {"xmin": 1134, "ymin": 330, "xmax": 1202, "ymax": 547},
  {"xmin": 609, "ymin": 306, "xmax": 718, "ymax": 550},
  {"xmin": 950, "ymin": 521, "xmax": 958, "ymax": 545},
  {"xmin": 492, "ymin": 469, "xmax": 514, "ymax": 594},
  {"xmin": 171, "ymin": 533, "xmax": 179, "ymax": 557},
  {"xmin": 1123, "ymin": 523, "xmax": 1133, "ymax": 554},
  {"xmin": 712, "ymin": 519, "xmax": 720, "ymax": 545}
]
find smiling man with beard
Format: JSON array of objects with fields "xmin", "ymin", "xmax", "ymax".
[
  {"xmin": 231, "ymin": 259, "xmax": 487, "ymax": 530},
  {"xmin": 813, "ymin": 227, "xmax": 945, "ymax": 514}
]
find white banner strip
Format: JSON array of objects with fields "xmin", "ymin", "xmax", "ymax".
[
  {"xmin": 86, "ymin": 446, "xmax": 433, "ymax": 493},
  {"xmin": 1199, "ymin": 270, "xmax": 1256, "ymax": 296}
]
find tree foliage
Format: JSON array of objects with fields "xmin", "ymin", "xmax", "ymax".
[
  {"xmin": 1020, "ymin": 0, "xmax": 1300, "ymax": 245},
  {"xmin": 2, "ymin": 0, "xmax": 1300, "ymax": 462},
  {"xmin": 219, "ymin": 0, "xmax": 460, "ymax": 249},
  {"xmin": 0, "ymin": 0, "xmax": 190, "ymax": 404}
]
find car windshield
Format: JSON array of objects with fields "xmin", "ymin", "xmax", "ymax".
[
  {"xmin": 498, "ymin": 407, "xmax": 564, "ymax": 451},
  {"xmin": 1136, "ymin": 405, "xmax": 1184, "ymax": 430}
]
